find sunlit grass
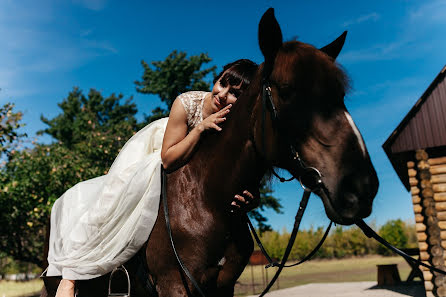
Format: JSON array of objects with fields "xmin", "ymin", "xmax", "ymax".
[
  {"xmin": 0, "ymin": 256, "xmax": 414, "ymax": 297},
  {"xmin": 0, "ymin": 279, "xmax": 42, "ymax": 297},
  {"xmin": 235, "ymin": 255, "xmax": 412, "ymax": 296}
]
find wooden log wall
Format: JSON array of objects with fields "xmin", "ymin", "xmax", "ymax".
[{"xmin": 410, "ymin": 150, "xmax": 446, "ymax": 297}]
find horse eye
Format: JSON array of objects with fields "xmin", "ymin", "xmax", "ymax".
[{"xmin": 277, "ymin": 85, "xmax": 295, "ymax": 100}]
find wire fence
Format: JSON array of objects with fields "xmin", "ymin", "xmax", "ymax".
[{"xmin": 234, "ymin": 264, "xmax": 281, "ymax": 296}]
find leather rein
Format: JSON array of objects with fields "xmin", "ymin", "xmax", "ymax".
[
  {"xmin": 255, "ymin": 78, "xmax": 446, "ymax": 279},
  {"xmin": 161, "ymin": 77, "xmax": 446, "ymax": 297}
]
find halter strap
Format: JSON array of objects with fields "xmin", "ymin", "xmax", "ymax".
[
  {"xmin": 258, "ymin": 189, "xmax": 311, "ymax": 297},
  {"xmin": 247, "ymin": 216, "xmax": 332, "ymax": 269}
]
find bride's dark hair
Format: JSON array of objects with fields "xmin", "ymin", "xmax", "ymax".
[{"xmin": 213, "ymin": 59, "xmax": 258, "ymax": 91}]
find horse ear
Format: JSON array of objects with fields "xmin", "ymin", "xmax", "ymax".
[
  {"xmin": 258, "ymin": 8, "xmax": 283, "ymax": 76},
  {"xmin": 319, "ymin": 31, "xmax": 347, "ymax": 60}
]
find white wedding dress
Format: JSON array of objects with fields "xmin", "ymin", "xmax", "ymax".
[{"xmin": 46, "ymin": 91, "xmax": 208, "ymax": 280}]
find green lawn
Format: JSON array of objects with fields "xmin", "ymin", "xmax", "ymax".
[
  {"xmin": 0, "ymin": 279, "xmax": 42, "ymax": 297},
  {"xmin": 235, "ymin": 255, "xmax": 413, "ymax": 296},
  {"xmin": 0, "ymin": 256, "xmax": 414, "ymax": 297}
]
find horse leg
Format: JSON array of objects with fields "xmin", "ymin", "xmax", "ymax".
[
  {"xmin": 39, "ymin": 284, "xmax": 50, "ymax": 297},
  {"xmin": 214, "ymin": 217, "xmax": 253, "ymax": 297},
  {"xmin": 76, "ymin": 275, "xmax": 109, "ymax": 297},
  {"xmin": 40, "ymin": 277, "xmax": 60, "ymax": 297}
]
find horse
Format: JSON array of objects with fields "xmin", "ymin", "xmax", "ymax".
[{"xmin": 40, "ymin": 8, "xmax": 379, "ymax": 297}]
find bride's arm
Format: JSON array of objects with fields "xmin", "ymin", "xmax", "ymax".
[{"xmin": 161, "ymin": 98, "xmax": 230, "ymax": 172}]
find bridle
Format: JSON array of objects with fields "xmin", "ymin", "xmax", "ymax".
[
  {"xmin": 256, "ymin": 75, "xmax": 446, "ymax": 282},
  {"xmin": 258, "ymin": 79, "xmax": 324, "ymax": 189},
  {"xmin": 254, "ymin": 75, "xmax": 446, "ymax": 292},
  {"xmin": 161, "ymin": 75, "xmax": 446, "ymax": 297},
  {"xmin": 248, "ymin": 78, "xmax": 332, "ymax": 297}
]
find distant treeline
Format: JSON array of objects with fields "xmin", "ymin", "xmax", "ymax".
[
  {"xmin": 1, "ymin": 219, "xmax": 416, "ymax": 275},
  {"xmin": 255, "ymin": 219, "xmax": 417, "ymax": 260}
]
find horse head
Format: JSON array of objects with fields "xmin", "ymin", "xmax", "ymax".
[{"xmin": 255, "ymin": 8, "xmax": 379, "ymax": 225}]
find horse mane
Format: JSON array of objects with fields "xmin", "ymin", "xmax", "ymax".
[
  {"xmin": 190, "ymin": 41, "xmax": 352, "ymax": 188},
  {"xmin": 276, "ymin": 41, "xmax": 351, "ymax": 100}
]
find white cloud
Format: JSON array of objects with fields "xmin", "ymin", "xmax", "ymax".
[
  {"xmin": 363, "ymin": 77, "xmax": 425, "ymax": 93},
  {"xmin": 340, "ymin": 0, "xmax": 446, "ymax": 63},
  {"xmin": 83, "ymin": 40, "xmax": 118, "ymax": 54},
  {"xmin": 342, "ymin": 12, "xmax": 380, "ymax": 28},
  {"xmin": 72, "ymin": 0, "xmax": 108, "ymax": 11},
  {"xmin": 0, "ymin": 1, "xmax": 117, "ymax": 101},
  {"xmin": 340, "ymin": 39, "xmax": 411, "ymax": 62},
  {"xmin": 410, "ymin": 0, "xmax": 446, "ymax": 24},
  {"xmin": 80, "ymin": 29, "xmax": 93, "ymax": 38}
]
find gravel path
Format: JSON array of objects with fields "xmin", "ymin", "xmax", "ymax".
[{"xmin": 248, "ymin": 282, "xmax": 426, "ymax": 297}]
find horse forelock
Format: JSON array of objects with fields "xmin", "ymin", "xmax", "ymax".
[{"xmin": 272, "ymin": 41, "xmax": 350, "ymax": 103}]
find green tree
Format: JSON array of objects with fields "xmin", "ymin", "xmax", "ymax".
[
  {"xmin": 0, "ymin": 88, "xmax": 139, "ymax": 265},
  {"xmin": 39, "ymin": 88, "xmax": 137, "ymax": 148},
  {"xmin": 135, "ymin": 50, "xmax": 216, "ymax": 122},
  {"xmin": 259, "ymin": 228, "xmax": 289, "ymax": 260},
  {"xmin": 0, "ymin": 103, "xmax": 25, "ymax": 157},
  {"xmin": 378, "ymin": 219, "xmax": 408, "ymax": 256},
  {"xmin": 135, "ymin": 51, "xmax": 282, "ymax": 231},
  {"xmin": 403, "ymin": 221, "xmax": 418, "ymax": 248},
  {"xmin": 249, "ymin": 178, "xmax": 282, "ymax": 232}
]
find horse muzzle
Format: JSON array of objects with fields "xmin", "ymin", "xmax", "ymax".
[{"xmin": 317, "ymin": 170, "xmax": 379, "ymax": 225}]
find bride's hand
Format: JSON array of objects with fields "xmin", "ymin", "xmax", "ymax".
[
  {"xmin": 231, "ymin": 189, "xmax": 260, "ymax": 213},
  {"xmin": 197, "ymin": 104, "xmax": 232, "ymax": 132}
]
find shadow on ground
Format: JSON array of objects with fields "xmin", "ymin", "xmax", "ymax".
[{"xmin": 367, "ymin": 281, "xmax": 426, "ymax": 297}]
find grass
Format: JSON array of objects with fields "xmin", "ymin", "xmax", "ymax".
[
  {"xmin": 0, "ymin": 256, "xmax": 413, "ymax": 296},
  {"xmin": 235, "ymin": 255, "xmax": 412, "ymax": 296},
  {"xmin": 0, "ymin": 279, "xmax": 42, "ymax": 297}
]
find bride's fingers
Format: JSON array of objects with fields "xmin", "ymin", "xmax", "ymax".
[
  {"xmin": 242, "ymin": 190, "xmax": 254, "ymax": 201},
  {"xmin": 234, "ymin": 194, "xmax": 246, "ymax": 204},
  {"xmin": 211, "ymin": 123, "xmax": 222, "ymax": 131},
  {"xmin": 218, "ymin": 104, "xmax": 232, "ymax": 114}
]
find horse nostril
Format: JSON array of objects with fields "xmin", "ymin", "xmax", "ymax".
[{"xmin": 344, "ymin": 193, "xmax": 358, "ymax": 209}]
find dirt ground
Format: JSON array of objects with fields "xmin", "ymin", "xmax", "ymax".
[{"xmin": 247, "ymin": 281, "xmax": 426, "ymax": 297}]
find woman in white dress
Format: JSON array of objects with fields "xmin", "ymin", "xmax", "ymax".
[{"xmin": 48, "ymin": 59, "xmax": 259, "ymax": 297}]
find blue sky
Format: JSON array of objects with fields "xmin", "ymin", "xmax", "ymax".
[{"xmin": 1, "ymin": 0, "xmax": 446, "ymax": 231}]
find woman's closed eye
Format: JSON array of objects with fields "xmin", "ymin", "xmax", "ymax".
[{"xmin": 230, "ymin": 89, "xmax": 241, "ymax": 97}]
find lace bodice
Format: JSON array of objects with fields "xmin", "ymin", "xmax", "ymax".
[{"xmin": 178, "ymin": 91, "xmax": 208, "ymax": 130}]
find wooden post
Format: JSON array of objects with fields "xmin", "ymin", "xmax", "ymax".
[
  {"xmin": 413, "ymin": 150, "xmax": 446, "ymax": 296},
  {"xmin": 430, "ymin": 155, "xmax": 446, "ymax": 296},
  {"xmin": 414, "ymin": 150, "xmax": 440, "ymax": 296},
  {"xmin": 407, "ymin": 152, "xmax": 446, "ymax": 296}
]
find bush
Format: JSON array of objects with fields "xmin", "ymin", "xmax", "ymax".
[{"xmin": 378, "ymin": 219, "xmax": 408, "ymax": 256}]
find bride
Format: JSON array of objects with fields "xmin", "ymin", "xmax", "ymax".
[{"xmin": 46, "ymin": 59, "xmax": 259, "ymax": 297}]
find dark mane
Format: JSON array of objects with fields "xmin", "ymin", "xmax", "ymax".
[{"xmin": 274, "ymin": 41, "xmax": 351, "ymax": 101}]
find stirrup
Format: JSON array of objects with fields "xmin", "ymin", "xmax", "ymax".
[{"xmin": 108, "ymin": 265, "xmax": 131, "ymax": 297}]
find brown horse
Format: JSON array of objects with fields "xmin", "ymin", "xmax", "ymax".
[{"xmin": 41, "ymin": 8, "xmax": 378, "ymax": 297}]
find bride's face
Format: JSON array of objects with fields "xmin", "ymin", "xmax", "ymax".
[{"xmin": 210, "ymin": 76, "xmax": 242, "ymax": 112}]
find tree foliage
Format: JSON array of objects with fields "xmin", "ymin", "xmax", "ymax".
[
  {"xmin": 257, "ymin": 221, "xmax": 415, "ymax": 261},
  {"xmin": 135, "ymin": 50, "xmax": 216, "ymax": 122},
  {"xmin": 378, "ymin": 219, "xmax": 409, "ymax": 256},
  {"xmin": 39, "ymin": 88, "xmax": 138, "ymax": 149},
  {"xmin": 248, "ymin": 178, "xmax": 282, "ymax": 232},
  {"xmin": 0, "ymin": 103, "xmax": 25, "ymax": 157},
  {"xmin": 0, "ymin": 88, "xmax": 139, "ymax": 265}
]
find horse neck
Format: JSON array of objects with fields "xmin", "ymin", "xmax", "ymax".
[{"xmin": 196, "ymin": 84, "xmax": 266, "ymax": 202}]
